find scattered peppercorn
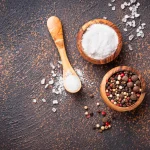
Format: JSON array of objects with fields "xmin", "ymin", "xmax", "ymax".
[
  {"xmin": 101, "ymin": 111, "xmax": 106, "ymax": 116},
  {"xmin": 84, "ymin": 106, "xmax": 88, "ymax": 110}
]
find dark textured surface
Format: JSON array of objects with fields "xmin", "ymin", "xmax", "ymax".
[{"xmin": 0, "ymin": 0, "xmax": 150, "ymax": 150}]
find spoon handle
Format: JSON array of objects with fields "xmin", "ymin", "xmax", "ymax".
[{"xmin": 47, "ymin": 16, "xmax": 71, "ymax": 70}]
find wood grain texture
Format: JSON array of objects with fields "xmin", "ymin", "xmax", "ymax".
[
  {"xmin": 77, "ymin": 19, "xmax": 122, "ymax": 64},
  {"xmin": 100, "ymin": 66, "xmax": 146, "ymax": 112},
  {"xmin": 47, "ymin": 16, "xmax": 81, "ymax": 93},
  {"xmin": 0, "ymin": 0, "xmax": 150, "ymax": 150}
]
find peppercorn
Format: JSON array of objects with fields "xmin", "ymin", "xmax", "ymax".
[
  {"xmin": 130, "ymin": 94, "xmax": 137, "ymax": 100},
  {"xmin": 133, "ymin": 86, "xmax": 139, "ymax": 92},
  {"xmin": 122, "ymin": 76, "xmax": 128, "ymax": 82},
  {"xmin": 101, "ymin": 126, "xmax": 105, "ymax": 130},
  {"xmin": 131, "ymin": 75, "xmax": 138, "ymax": 81},
  {"xmin": 84, "ymin": 106, "xmax": 88, "ymax": 110},
  {"xmin": 135, "ymin": 80, "xmax": 141, "ymax": 86},
  {"xmin": 127, "ymin": 82, "xmax": 134, "ymax": 88},
  {"xmin": 101, "ymin": 111, "xmax": 106, "ymax": 116},
  {"xmin": 102, "ymin": 117, "xmax": 108, "ymax": 123}
]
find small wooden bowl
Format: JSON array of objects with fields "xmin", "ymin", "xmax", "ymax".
[
  {"xmin": 77, "ymin": 19, "xmax": 123, "ymax": 64},
  {"xmin": 100, "ymin": 66, "xmax": 146, "ymax": 112}
]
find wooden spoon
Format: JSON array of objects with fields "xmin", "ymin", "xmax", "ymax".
[{"xmin": 47, "ymin": 16, "xmax": 81, "ymax": 93}]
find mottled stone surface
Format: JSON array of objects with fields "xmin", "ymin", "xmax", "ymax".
[{"xmin": 0, "ymin": 0, "xmax": 150, "ymax": 150}]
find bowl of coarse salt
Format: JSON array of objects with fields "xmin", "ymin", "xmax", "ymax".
[{"xmin": 77, "ymin": 19, "xmax": 122, "ymax": 64}]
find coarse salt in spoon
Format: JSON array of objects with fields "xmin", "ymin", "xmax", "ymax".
[{"xmin": 47, "ymin": 16, "xmax": 81, "ymax": 93}]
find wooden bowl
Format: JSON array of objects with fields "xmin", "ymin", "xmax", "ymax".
[
  {"xmin": 77, "ymin": 19, "xmax": 123, "ymax": 64},
  {"xmin": 100, "ymin": 66, "xmax": 146, "ymax": 112}
]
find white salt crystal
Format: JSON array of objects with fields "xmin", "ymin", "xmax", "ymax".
[
  {"xmin": 103, "ymin": 16, "xmax": 107, "ymax": 19},
  {"xmin": 52, "ymin": 74, "xmax": 56, "ymax": 77},
  {"xmin": 129, "ymin": 7, "xmax": 133, "ymax": 11},
  {"xmin": 128, "ymin": 44, "xmax": 133, "ymax": 50},
  {"xmin": 52, "ymin": 89, "xmax": 56, "ymax": 93},
  {"xmin": 58, "ymin": 61, "xmax": 62, "ymax": 65},
  {"xmin": 139, "ymin": 26, "xmax": 142, "ymax": 29},
  {"xmin": 124, "ymin": 28, "xmax": 127, "ymax": 31},
  {"xmin": 125, "ymin": 15, "xmax": 129, "ymax": 19},
  {"xmin": 32, "ymin": 99, "xmax": 37, "ymax": 103},
  {"xmin": 41, "ymin": 78, "xmax": 46, "ymax": 85},
  {"xmin": 141, "ymin": 23, "xmax": 146, "ymax": 26},
  {"xmin": 42, "ymin": 98, "xmax": 46, "ymax": 102},
  {"xmin": 108, "ymin": 3, "xmax": 112, "ymax": 7},
  {"xmin": 112, "ymin": 6, "xmax": 116, "ymax": 10},
  {"xmin": 52, "ymin": 108, "xmax": 57, "ymax": 112},
  {"xmin": 137, "ymin": 2, "xmax": 140, "ymax": 6},
  {"xmin": 137, "ymin": 32, "xmax": 141, "ymax": 37},
  {"xmin": 127, "ymin": 21, "xmax": 132, "ymax": 26},
  {"xmin": 132, "ymin": 20, "xmax": 136, "ymax": 27},
  {"xmin": 121, "ymin": 4, "xmax": 125, "ymax": 9},
  {"xmin": 124, "ymin": 2, "xmax": 128, "ymax": 6},
  {"xmin": 50, "ymin": 62, "xmax": 55, "ymax": 69},
  {"xmin": 127, "ymin": 2, "xmax": 131, "ymax": 6},
  {"xmin": 130, "ymin": 0, "xmax": 136, "ymax": 4},
  {"xmin": 49, "ymin": 80, "xmax": 54, "ymax": 85},
  {"xmin": 135, "ymin": 14, "xmax": 140, "ymax": 18},
  {"xmin": 141, "ymin": 33, "xmax": 144, "ymax": 38},
  {"xmin": 45, "ymin": 84, "xmax": 49, "ymax": 89},
  {"xmin": 129, "ymin": 34, "xmax": 134, "ymax": 41},
  {"xmin": 53, "ymin": 100, "xmax": 58, "ymax": 105},
  {"xmin": 122, "ymin": 18, "xmax": 127, "ymax": 22}
]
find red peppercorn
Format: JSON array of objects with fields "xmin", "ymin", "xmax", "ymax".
[
  {"xmin": 128, "ymin": 78, "xmax": 131, "ymax": 82},
  {"xmin": 105, "ymin": 122, "xmax": 110, "ymax": 126},
  {"xmin": 120, "ymin": 73, "xmax": 125, "ymax": 77},
  {"xmin": 86, "ymin": 114, "xmax": 91, "ymax": 119},
  {"xmin": 106, "ymin": 93, "xmax": 110, "ymax": 96},
  {"xmin": 101, "ymin": 111, "xmax": 106, "ymax": 116}
]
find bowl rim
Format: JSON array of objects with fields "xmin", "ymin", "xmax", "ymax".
[
  {"xmin": 77, "ymin": 19, "xmax": 123, "ymax": 64},
  {"xmin": 100, "ymin": 66, "xmax": 146, "ymax": 112}
]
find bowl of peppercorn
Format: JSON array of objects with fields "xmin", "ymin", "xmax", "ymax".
[{"xmin": 100, "ymin": 66, "xmax": 146, "ymax": 112}]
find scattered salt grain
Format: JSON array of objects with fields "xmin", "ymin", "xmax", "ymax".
[
  {"xmin": 122, "ymin": 18, "xmax": 127, "ymax": 23},
  {"xmin": 135, "ymin": 14, "xmax": 140, "ymax": 18},
  {"xmin": 103, "ymin": 16, "xmax": 107, "ymax": 19},
  {"xmin": 129, "ymin": 34, "xmax": 134, "ymax": 41},
  {"xmin": 108, "ymin": 3, "xmax": 112, "ymax": 7},
  {"xmin": 49, "ymin": 80, "xmax": 54, "ymax": 85},
  {"xmin": 32, "ymin": 99, "xmax": 37, "ymax": 103},
  {"xmin": 58, "ymin": 61, "xmax": 62, "ymax": 65},
  {"xmin": 128, "ymin": 44, "xmax": 133, "ymax": 51},
  {"xmin": 52, "ymin": 107, "xmax": 57, "ymax": 112},
  {"xmin": 41, "ymin": 78, "xmax": 46, "ymax": 85},
  {"xmin": 112, "ymin": 6, "xmax": 116, "ymax": 10},
  {"xmin": 45, "ymin": 84, "xmax": 49, "ymax": 89},
  {"xmin": 42, "ymin": 98, "xmax": 46, "ymax": 102},
  {"xmin": 52, "ymin": 74, "xmax": 56, "ymax": 77},
  {"xmin": 124, "ymin": 28, "xmax": 127, "ymax": 31},
  {"xmin": 121, "ymin": 4, "xmax": 125, "ymax": 9},
  {"xmin": 124, "ymin": 2, "xmax": 128, "ymax": 6},
  {"xmin": 53, "ymin": 100, "xmax": 58, "ymax": 105},
  {"xmin": 50, "ymin": 62, "xmax": 55, "ymax": 69}
]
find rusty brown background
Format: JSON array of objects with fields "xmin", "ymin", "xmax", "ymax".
[{"xmin": 0, "ymin": 0, "xmax": 150, "ymax": 150}]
